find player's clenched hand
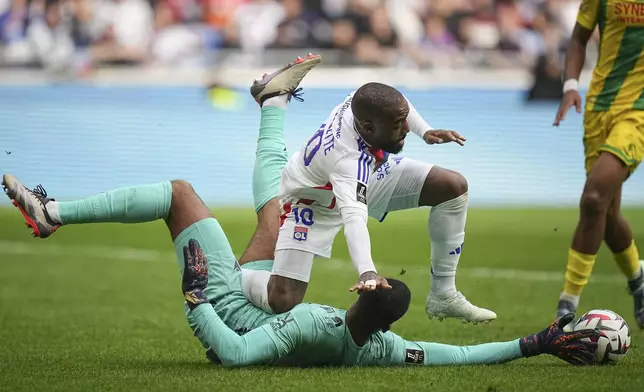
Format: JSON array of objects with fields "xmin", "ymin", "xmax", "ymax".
[
  {"xmin": 423, "ymin": 130, "xmax": 466, "ymax": 146},
  {"xmin": 182, "ymin": 238, "xmax": 210, "ymax": 310},
  {"xmin": 553, "ymin": 90, "xmax": 582, "ymax": 126},
  {"xmin": 349, "ymin": 271, "xmax": 392, "ymax": 293},
  {"xmin": 520, "ymin": 313, "xmax": 599, "ymax": 366}
]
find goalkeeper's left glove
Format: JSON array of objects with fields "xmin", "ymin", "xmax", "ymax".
[
  {"xmin": 182, "ymin": 238, "xmax": 209, "ymax": 310},
  {"xmin": 519, "ymin": 313, "xmax": 599, "ymax": 365}
]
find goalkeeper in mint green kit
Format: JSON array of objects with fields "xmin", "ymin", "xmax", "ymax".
[{"xmin": 3, "ymin": 54, "xmax": 598, "ymax": 367}]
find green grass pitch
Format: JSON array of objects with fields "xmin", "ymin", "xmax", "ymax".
[{"xmin": 0, "ymin": 207, "xmax": 643, "ymax": 391}]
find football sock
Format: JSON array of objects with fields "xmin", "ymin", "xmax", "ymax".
[
  {"xmin": 47, "ymin": 182, "xmax": 172, "ymax": 225},
  {"xmin": 429, "ymin": 192, "xmax": 468, "ymax": 295},
  {"xmin": 263, "ymin": 94, "xmax": 289, "ymax": 109},
  {"xmin": 241, "ymin": 269, "xmax": 273, "ymax": 314},
  {"xmin": 252, "ymin": 105, "xmax": 288, "ymax": 213},
  {"xmin": 562, "ymin": 248, "xmax": 596, "ymax": 297},
  {"xmin": 558, "ymin": 292, "xmax": 580, "ymax": 310},
  {"xmin": 613, "ymin": 240, "xmax": 641, "ymax": 281}
]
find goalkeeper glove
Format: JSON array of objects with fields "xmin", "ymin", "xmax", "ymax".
[
  {"xmin": 520, "ymin": 313, "xmax": 599, "ymax": 365},
  {"xmin": 182, "ymin": 238, "xmax": 209, "ymax": 310}
]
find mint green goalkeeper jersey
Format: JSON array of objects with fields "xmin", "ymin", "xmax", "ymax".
[{"xmin": 190, "ymin": 301, "xmax": 522, "ymax": 368}]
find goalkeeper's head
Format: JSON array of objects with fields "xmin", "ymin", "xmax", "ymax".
[{"xmin": 354, "ymin": 278, "xmax": 411, "ymax": 333}]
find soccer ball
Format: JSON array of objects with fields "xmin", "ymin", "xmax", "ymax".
[{"xmin": 573, "ymin": 309, "xmax": 631, "ymax": 364}]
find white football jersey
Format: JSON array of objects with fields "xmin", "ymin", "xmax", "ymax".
[
  {"xmin": 275, "ymin": 91, "xmax": 432, "ymax": 265},
  {"xmin": 278, "ymin": 92, "xmax": 382, "ymax": 218}
]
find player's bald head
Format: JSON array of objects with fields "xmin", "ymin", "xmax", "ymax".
[
  {"xmin": 351, "ymin": 83, "xmax": 410, "ymax": 154},
  {"xmin": 351, "ymin": 82, "xmax": 407, "ymax": 124}
]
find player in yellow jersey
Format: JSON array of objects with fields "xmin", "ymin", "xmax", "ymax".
[{"xmin": 553, "ymin": 0, "xmax": 644, "ymax": 329}]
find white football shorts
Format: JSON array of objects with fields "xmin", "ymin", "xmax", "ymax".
[{"xmin": 274, "ymin": 157, "xmax": 434, "ymax": 282}]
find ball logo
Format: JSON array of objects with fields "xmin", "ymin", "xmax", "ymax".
[{"xmin": 294, "ymin": 226, "xmax": 308, "ymax": 241}]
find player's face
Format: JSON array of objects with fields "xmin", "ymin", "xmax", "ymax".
[{"xmin": 374, "ymin": 105, "xmax": 410, "ymax": 154}]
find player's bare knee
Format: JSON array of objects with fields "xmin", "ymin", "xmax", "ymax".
[
  {"xmin": 579, "ymin": 188, "xmax": 608, "ymax": 217},
  {"xmin": 167, "ymin": 179, "xmax": 212, "ymax": 240},
  {"xmin": 268, "ymin": 276, "xmax": 306, "ymax": 313},
  {"xmin": 170, "ymin": 179, "xmax": 196, "ymax": 202},
  {"xmin": 420, "ymin": 167, "xmax": 468, "ymax": 207}
]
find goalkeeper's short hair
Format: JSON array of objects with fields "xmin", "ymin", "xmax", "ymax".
[{"xmin": 357, "ymin": 278, "xmax": 411, "ymax": 332}]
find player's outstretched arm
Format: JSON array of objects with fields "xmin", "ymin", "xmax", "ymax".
[
  {"xmin": 191, "ymin": 305, "xmax": 284, "ymax": 367},
  {"xmin": 329, "ymin": 158, "xmax": 390, "ymax": 293},
  {"xmin": 404, "ymin": 96, "xmax": 465, "ymax": 146},
  {"xmin": 403, "ymin": 314, "xmax": 599, "ymax": 367},
  {"xmin": 182, "ymin": 238, "xmax": 301, "ymax": 367}
]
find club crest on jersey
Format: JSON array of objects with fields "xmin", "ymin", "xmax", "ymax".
[{"xmin": 293, "ymin": 226, "xmax": 308, "ymax": 241}]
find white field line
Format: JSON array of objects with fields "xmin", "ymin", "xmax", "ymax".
[{"xmin": 0, "ymin": 240, "xmax": 627, "ymax": 284}]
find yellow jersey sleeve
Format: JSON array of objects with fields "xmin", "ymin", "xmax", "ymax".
[{"xmin": 577, "ymin": 0, "xmax": 600, "ymax": 30}]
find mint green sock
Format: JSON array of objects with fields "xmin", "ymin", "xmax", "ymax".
[
  {"xmin": 252, "ymin": 106, "xmax": 287, "ymax": 212},
  {"xmin": 57, "ymin": 182, "xmax": 172, "ymax": 224}
]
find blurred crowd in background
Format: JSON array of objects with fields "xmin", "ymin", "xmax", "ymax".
[{"xmin": 0, "ymin": 0, "xmax": 595, "ymax": 79}]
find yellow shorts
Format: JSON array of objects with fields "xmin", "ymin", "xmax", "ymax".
[{"xmin": 583, "ymin": 109, "xmax": 644, "ymax": 174}]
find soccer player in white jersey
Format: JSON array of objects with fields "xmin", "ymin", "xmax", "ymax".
[{"xmin": 242, "ymin": 61, "xmax": 497, "ymax": 324}]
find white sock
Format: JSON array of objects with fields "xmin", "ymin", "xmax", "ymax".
[
  {"xmin": 429, "ymin": 192, "xmax": 468, "ymax": 296},
  {"xmin": 263, "ymin": 95, "xmax": 289, "ymax": 109},
  {"xmin": 46, "ymin": 201, "xmax": 62, "ymax": 224},
  {"xmin": 430, "ymin": 274, "xmax": 456, "ymax": 295},
  {"xmin": 559, "ymin": 292, "xmax": 580, "ymax": 309},
  {"xmin": 241, "ymin": 269, "xmax": 274, "ymax": 313},
  {"xmin": 629, "ymin": 264, "xmax": 643, "ymax": 282}
]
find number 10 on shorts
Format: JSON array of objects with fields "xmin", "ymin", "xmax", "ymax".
[{"xmin": 292, "ymin": 207, "xmax": 314, "ymax": 242}]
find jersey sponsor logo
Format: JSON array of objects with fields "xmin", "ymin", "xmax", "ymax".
[
  {"xmin": 376, "ymin": 161, "xmax": 391, "ymax": 180},
  {"xmin": 404, "ymin": 349, "xmax": 425, "ymax": 365},
  {"xmin": 356, "ymin": 182, "xmax": 367, "ymax": 204},
  {"xmin": 294, "ymin": 226, "xmax": 308, "ymax": 241},
  {"xmin": 319, "ymin": 305, "xmax": 336, "ymax": 313},
  {"xmin": 270, "ymin": 312, "xmax": 295, "ymax": 331},
  {"xmin": 335, "ymin": 98, "xmax": 351, "ymax": 139},
  {"xmin": 615, "ymin": 3, "xmax": 644, "ymax": 25},
  {"xmin": 357, "ymin": 151, "xmax": 374, "ymax": 183}
]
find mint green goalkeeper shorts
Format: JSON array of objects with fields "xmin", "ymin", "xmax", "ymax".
[{"xmin": 173, "ymin": 218, "xmax": 275, "ymax": 346}]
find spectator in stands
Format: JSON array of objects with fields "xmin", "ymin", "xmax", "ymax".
[
  {"xmin": 0, "ymin": 0, "xmax": 32, "ymax": 67},
  {"xmin": 151, "ymin": 0, "xmax": 222, "ymax": 66},
  {"xmin": 89, "ymin": 0, "xmax": 154, "ymax": 66},
  {"xmin": 221, "ymin": 0, "xmax": 284, "ymax": 52},
  {"xmin": 27, "ymin": 0, "xmax": 75, "ymax": 73},
  {"xmin": 0, "ymin": 0, "xmax": 594, "ymax": 72},
  {"xmin": 329, "ymin": 18, "xmax": 356, "ymax": 65},
  {"xmin": 271, "ymin": 0, "xmax": 314, "ymax": 48}
]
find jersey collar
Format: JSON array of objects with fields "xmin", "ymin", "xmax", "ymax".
[{"xmin": 354, "ymin": 121, "xmax": 388, "ymax": 164}]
